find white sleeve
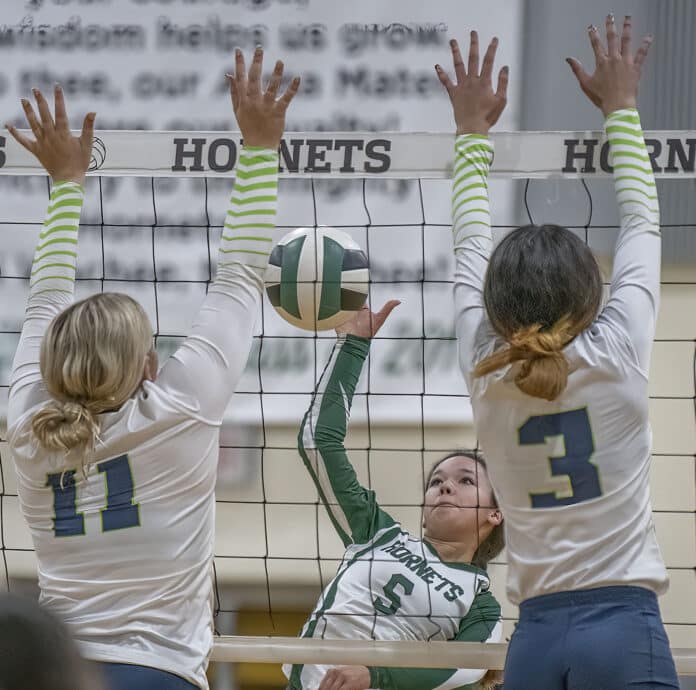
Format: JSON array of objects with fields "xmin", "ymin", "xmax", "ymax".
[
  {"xmin": 156, "ymin": 147, "xmax": 283, "ymax": 423},
  {"xmin": 451, "ymin": 135, "xmax": 495, "ymax": 390},
  {"xmin": 7, "ymin": 182, "xmax": 83, "ymax": 428},
  {"xmin": 596, "ymin": 109, "xmax": 661, "ymax": 373}
]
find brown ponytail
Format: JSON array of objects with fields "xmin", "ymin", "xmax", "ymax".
[{"xmin": 474, "ymin": 317, "xmax": 577, "ymax": 401}]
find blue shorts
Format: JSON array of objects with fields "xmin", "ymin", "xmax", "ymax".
[
  {"xmin": 504, "ymin": 586, "xmax": 679, "ymax": 690},
  {"xmin": 98, "ymin": 662, "xmax": 200, "ymax": 690}
]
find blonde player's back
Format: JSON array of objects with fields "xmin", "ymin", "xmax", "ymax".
[{"xmin": 9, "ymin": 381, "xmax": 219, "ymax": 685}]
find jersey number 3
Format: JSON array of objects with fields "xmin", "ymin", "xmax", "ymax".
[
  {"xmin": 46, "ymin": 455, "xmax": 140, "ymax": 537},
  {"xmin": 518, "ymin": 408, "xmax": 602, "ymax": 508}
]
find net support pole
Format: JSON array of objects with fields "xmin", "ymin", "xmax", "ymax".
[{"xmin": 210, "ymin": 637, "xmax": 696, "ymax": 675}]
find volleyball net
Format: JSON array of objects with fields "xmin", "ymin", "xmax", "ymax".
[{"xmin": 0, "ymin": 129, "xmax": 694, "ymax": 678}]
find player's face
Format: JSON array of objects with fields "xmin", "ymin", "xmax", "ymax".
[{"xmin": 422, "ymin": 456, "xmax": 497, "ymax": 542}]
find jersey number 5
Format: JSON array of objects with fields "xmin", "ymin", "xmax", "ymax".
[
  {"xmin": 373, "ymin": 574, "xmax": 415, "ymax": 615},
  {"xmin": 518, "ymin": 408, "xmax": 602, "ymax": 508},
  {"xmin": 46, "ymin": 455, "xmax": 140, "ymax": 537}
]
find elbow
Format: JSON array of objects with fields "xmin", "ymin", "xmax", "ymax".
[{"xmin": 313, "ymin": 424, "xmax": 345, "ymax": 453}]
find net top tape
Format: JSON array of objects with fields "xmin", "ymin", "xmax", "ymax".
[{"xmin": 1, "ymin": 130, "xmax": 695, "ymax": 179}]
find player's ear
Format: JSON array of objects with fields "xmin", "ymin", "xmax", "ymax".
[
  {"xmin": 142, "ymin": 349, "xmax": 159, "ymax": 383},
  {"xmin": 487, "ymin": 508, "xmax": 503, "ymax": 527}
]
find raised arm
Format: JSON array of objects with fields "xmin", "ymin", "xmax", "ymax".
[
  {"xmin": 319, "ymin": 590, "xmax": 502, "ymax": 690},
  {"xmin": 298, "ymin": 302, "xmax": 399, "ymax": 547},
  {"xmin": 6, "ymin": 87, "xmax": 95, "ymax": 427},
  {"xmin": 156, "ymin": 48, "xmax": 300, "ymax": 423},
  {"xmin": 568, "ymin": 16, "xmax": 658, "ymax": 371},
  {"xmin": 436, "ymin": 34, "xmax": 508, "ymax": 389}
]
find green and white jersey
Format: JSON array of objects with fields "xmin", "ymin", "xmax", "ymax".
[
  {"xmin": 285, "ymin": 336, "xmax": 502, "ymax": 690},
  {"xmin": 452, "ymin": 110, "xmax": 669, "ymax": 605},
  {"xmin": 7, "ymin": 148, "xmax": 283, "ymax": 690}
]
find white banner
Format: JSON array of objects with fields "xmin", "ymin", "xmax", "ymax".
[
  {"xmin": 0, "ymin": 0, "xmax": 561, "ymax": 431},
  {"xmin": 1, "ymin": 129, "xmax": 695, "ymax": 178}
]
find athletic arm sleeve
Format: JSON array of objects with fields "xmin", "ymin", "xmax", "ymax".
[
  {"xmin": 7, "ymin": 182, "xmax": 83, "ymax": 428},
  {"xmin": 156, "ymin": 147, "xmax": 281, "ymax": 423},
  {"xmin": 298, "ymin": 334, "xmax": 395, "ymax": 547},
  {"xmin": 597, "ymin": 109, "xmax": 661, "ymax": 372},
  {"xmin": 451, "ymin": 136, "xmax": 495, "ymax": 390},
  {"xmin": 368, "ymin": 590, "xmax": 502, "ymax": 690}
]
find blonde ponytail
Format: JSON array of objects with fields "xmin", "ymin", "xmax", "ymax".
[
  {"xmin": 474, "ymin": 317, "xmax": 576, "ymax": 401},
  {"xmin": 31, "ymin": 293, "xmax": 153, "ymax": 455},
  {"xmin": 32, "ymin": 401, "xmax": 99, "ymax": 454}
]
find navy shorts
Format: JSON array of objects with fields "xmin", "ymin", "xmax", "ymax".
[
  {"xmin": 98, "ymin": 662, "xmax": 200, "ymax": 690},
  {"xmin": 504, "ymin": 586, "xmax": 679, "ymax": 690}
]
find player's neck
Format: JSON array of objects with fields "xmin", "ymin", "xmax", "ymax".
[{"xmin": 425, "ymin": 536, "xmax": 477, "ymax": 564}]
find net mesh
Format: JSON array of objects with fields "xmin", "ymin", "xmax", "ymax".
[{"xmin": 0, "ymin": 131, "xmax": 694, "ymax": 679}]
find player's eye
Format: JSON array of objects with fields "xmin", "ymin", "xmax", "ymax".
[
  {"xmin": 460, "ymin": 477, "xmax": 474, "ymax": 485},
  {"xmin": 429, "ymin": 478, "xmax": 442, "ymax": 487}
]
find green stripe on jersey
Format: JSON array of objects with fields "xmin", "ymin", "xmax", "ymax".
[
  {"xmin": 31, "ymin": 262, "xmax": 77, "ymax": 276},
  {"xmin": 605, "ymin": 124, "xmax": 642, "ymax": 137},
  {"xmin": 239, "ymin": 154, "xmax": 278, "ymax": 167},
  {"xmin": 36, "ymin": 236, "xmax": 78, "ymax": 251},
  {"xmin": 230, "ymin": 195, "xmax": 278, "ymax": 206},
  {"xmin": 235, "ymin": 166, "xmax": 278, "ymax": 180},
  {"xmin": 233, "ymin": 181, "xmax": 279, "ymax": 193},
  {"xmin": 30, "ymin": 275, "xmax": 76, "ymax": 287},
  {"xmin": 221, "ymin": 235, "xmax": 273, "ymax": 243},
  {"xmin": 223, "ymin": 222, "xmax": 275, "ymax": 231}
]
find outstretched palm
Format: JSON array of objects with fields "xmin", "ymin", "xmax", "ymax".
[
  {"xmin": 436, "ymin": 32, "xmax": 509, "ymax": 136},
  {"xmin": 229, "ymin": 47, "xmax": 300, "ymax": 149},
  {"xmin": 6, "ymin": 85, "xmax": 95, "ymax": 185},
  {"xmin": 567, "ymin": 15, "xmax": 652, "ymax": 115}
]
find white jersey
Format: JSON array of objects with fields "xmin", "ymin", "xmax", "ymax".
[
  {"xmin": 451, "ymin": 110, "xmax": 668, "ymax": 605},
  {"xmin": 7, "ymin": 148, "xmax": 284, "ymax": 689},
  {"xmin": 285, "ymin": 336, "xmax": 502, "ymax": 690}
]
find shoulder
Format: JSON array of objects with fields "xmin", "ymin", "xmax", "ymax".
[{"xmin": 569, "ymin": 318, "xmax": 645, "ymax": 379}]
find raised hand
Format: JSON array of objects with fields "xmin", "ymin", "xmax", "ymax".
[
  {"xmin": 335, "ymin": 300, "xmax": 400, "ymax": 339},
  {"xmin": 6, "ymin": 85, "xmax": 95, "ymax": 185},
  {"xmin": 318, "ymin": 665, "xmax": 371, "ymax": 690},
  {"xmin": 228, "ymin": 46, "xmax": 300, "ymax": 149},
  {"xmin": 566, "ymin": 15, "xmax": 652, "ymax": 116},
  {"xmin": 436, "ymin": 32, "xmax": 509, "ymax": 136}
]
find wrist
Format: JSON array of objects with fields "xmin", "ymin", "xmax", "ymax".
[
  {"xmin": 456, "ymin": 120, "xmax": 491, "ymax": 136},
  {"xmin": 601, "ymin": 100, "xmax": 637, "ymax": 118},
  {"xmin": 52, "ymin": 175, "xmax": 86, "ymax": 187},
  {"xmin": 242, "ymin": 137, "xmax": 280, "ymax": 149}
]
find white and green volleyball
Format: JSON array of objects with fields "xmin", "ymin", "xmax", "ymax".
[{"xmin": 264, "ymin": 227, "xmax": 369, "ymax": 331}]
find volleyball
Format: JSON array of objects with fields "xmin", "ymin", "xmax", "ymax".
[{"xmin": 264, "ymin": 227, "xmax": 369, "ymax": 331}]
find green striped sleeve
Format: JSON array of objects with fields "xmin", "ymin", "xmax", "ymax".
[
  {"xmin": 216, "ymin": 146, "xmax": 280, "ymax": 274},
  {"xmin": 297, "ymin": 334, "xmax": 396, "ymax": 546},
  {"xmin": 29, "ymin": 182, "xmax": 83, "ymax": 295},
  {"xmin": 452, "ymin": 136, "xmax": 494, "ymax": 248},
  {"xmin": 605, "ymin": 109, "xmax": 659, "ymax": 222}
]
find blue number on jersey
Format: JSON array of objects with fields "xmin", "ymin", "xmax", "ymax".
[
  {"xmin": 46, "ymin": 470, "xmax": 85, "ymax": 537},
  {"xmin": 519, "ymin": 408, "xmax": 601, "ymax": 508},
  {"xmin": 98, "ymin": 455, "xmax": 140, "ymax": 531},
  {"xmin": 46, "ymin": 455, "xmax": 139, "ymax": 537}
]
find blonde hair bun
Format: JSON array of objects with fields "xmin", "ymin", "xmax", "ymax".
[{"xmin": 31, "ymin": 401, "xmax": 98, "ymax": 453}]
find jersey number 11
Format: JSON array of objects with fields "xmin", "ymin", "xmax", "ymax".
[{"xmin": 46, "ymin": 455, "xmax": 140, "ymax": 537}]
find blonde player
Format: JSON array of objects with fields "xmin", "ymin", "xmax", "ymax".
[
  {"xmin": 285, "ymin": 304, "xmax": 505, "ymax": 690},
  {"xmin": 436, "ymin": 18, "xmax": 679, "ymax": 689},
  {"xmin": 5, "ymin": 49, "xmax": 299, "ymax": 690}
]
